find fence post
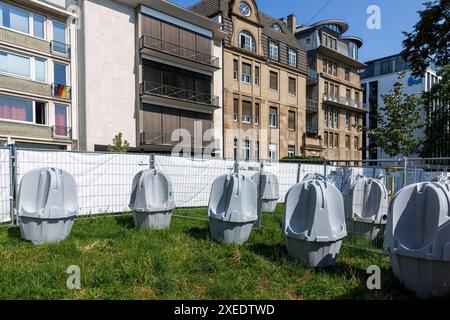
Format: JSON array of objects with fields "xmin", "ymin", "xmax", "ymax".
[
  {"xmin": 149, "ymin": 154, "xmax": 155, "ymax": 170},
  {"xmin": 403, "ymin": 157, "xmax": 408, "ymax": 187},
  {"xmin": 323, "ymin": 159, "xmax": 327, "ymax": 178},
  {"xmin": 8, "ymin": 144, "xmax": 15, "ymax": 226},
  {"xmin": 256, "ymin": 161, "xmax": 263, "ymax": 228},
  {"xmin": 296, "ymin": 162, "xmax": 302, "ymax": 184}
]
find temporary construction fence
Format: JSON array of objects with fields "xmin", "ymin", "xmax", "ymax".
[{"xmin": 2, "ymin": 147, "xmax": 450, "ymax": 253}]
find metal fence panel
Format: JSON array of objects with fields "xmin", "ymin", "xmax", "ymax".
[
  {"xmin": 0, "ymin": 147, "xmax": 11, "ymax": 223},
  {"xmin": 15, "ymin": 149, "xmax": 149, "ymax": 216}
]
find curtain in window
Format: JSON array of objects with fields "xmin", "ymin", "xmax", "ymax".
[
  {"xmin": 55, "ymin": 104, "xmax": 67, "ymax": 136},
  {"xmin": 0, "ymin": 95, "xmax": 32, "ymax": 122}
]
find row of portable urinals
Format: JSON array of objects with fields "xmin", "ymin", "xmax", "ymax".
[{"xmin": 15, "ymin": 165, "xmax": 450, "ymax": 299}]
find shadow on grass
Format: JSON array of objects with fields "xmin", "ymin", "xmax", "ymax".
[
  {"xmin": 7, "ymin": 226, "xmax": 22, "ymax": 241},
  {"xmin": 248, "ymin": 242, "xmax": 288, "ymax": 262},
  {"xmin": 114, "ymin": 215, "xmax": 135, "ymax": 229},
  {"xmin": 185, "ymin": 226, "xmax": 210, "ymax": 241}
]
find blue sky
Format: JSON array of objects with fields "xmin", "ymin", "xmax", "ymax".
[{"xmin": 170, "ymin": 0, "xmax": 428, "ymax": 62}]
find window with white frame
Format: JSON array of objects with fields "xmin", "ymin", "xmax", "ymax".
[
  {"xmin": 354, "ymin": 113, "xmax": 359, "ymax": 133},
  {"xmin": 288, "ymin": 77, "xmax": 296, "ymax": 96},
  {"xmin": 238, "ymin": 30, "xmax": 256, "ymax": 52},
  {"xmin": 233, "ymin": 59, "xmax": 238, "ymax": 80},
  {"xmin": 242, "ymin": 101, "xmax": 252, "ymax": 124},
  {"xmin": 334, "ymin": 108, "xmax": 339, "ymax": 128},
  {"xmin": 288, "ymin": 48, "xmax": 297, "ymax": 67},
  {"xmin": 269, "ymin": 41, "xmax": 279, "ymax": 60},
  {"xmin": 242, "ymin": 140, "xmax": 250, "ymax": 161},
  {"xmin": 269, "ymin": 144, "xmax": 277, "ymax": 160},
  {"xmin": 345, "ymin": 112, "xmax": 350, "ymax": 130},
  {"xmin": 54, "ymin": 103, "xmax": 69, "ymax": 136},
  {"xmin": 269, "ymin": 107, "xmax": 277, "ymax": 128},
  {"xmin": 254, "ymin": 65, "xmax": 260, "ymax": 85},
  {"xmin": 324, "ymin": 106, "xmax": 328, "ymax": 127},
  {"xmin": 0, "ymin": 2, "xmax": 48, "ymax": 40},
  {"xmin": 0, "ymin": 50, "xmax": 47, "ymax": 82},
  {"xmin": 288, "ymin": 145, "xmax": 295, "ymax": 158},
  {"xmin": 52, "ymin": 20, "xmax": 68, "ymax": 55},
  {"xmin": 0, "ymin": 94, "xmax": 47, "ymax": 125},
  {"xmin": 241, "ymin": 62, "xmax": 251, "ymax": 84},
  {"xmin": 233, "ymin": 99, "xmax": 238, "ymax": 121},
  {"xmin": 255, "ymin": 103, "xmax": 260, "ymax": 125}
]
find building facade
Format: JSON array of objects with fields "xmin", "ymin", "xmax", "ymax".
[
  {"xmin": 191, "ymin": 0, "xmax": 308, "ymax": 161},
  {"xmin": 78, "ymin": 0, "xmax": 224, "ymax": 154},
  {"xmin": 360, "ymin": 53, "xmax": 440, "ymax": 160},
  {"xmin": 0, "ymin": 0, "xmax": 78, "ymax": 150},
  {"xmin": 296, "ymin": 20, "xmax": 366, "ymax": 161}
]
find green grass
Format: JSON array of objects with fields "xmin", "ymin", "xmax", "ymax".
[{"xmin": 0, "ymin": 206, "xmax": 416, "ymax": 300}]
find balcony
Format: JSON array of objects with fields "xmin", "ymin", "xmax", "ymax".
[
  {"xmin": 139, "ymin": 36, "xmax": 219, "ymax": 70},
  {"xmin": 52, "ymin": 125, "xmax": 72, "ymax": 140},
  {"xmin": 37, "ymin": 0, "xmax": 78, "ymax": 9},
  {"xmin": 51, "ymin": 40, "xmax": 71, "ymax": 57},
  {"xmin": 306, "ymin": 99, "xmax": 319, "ymax": 113},
  {"xmin": 140, "ymin": 81, "xmax": 219, "ymax": 108},
  {"xmin": 52, "ymin": 83, "xmax": 71, "ymax": 100},
  {"xmin": 319, "ymin": 31, "xmax": 366, "ymax": 69},
  {"xmin": 140, "ymin": 132, "xmax": 213, "ymax": 150},
  {"xmin": 323, "ymin": 93, "xmax": 366, "ymax": 111}
]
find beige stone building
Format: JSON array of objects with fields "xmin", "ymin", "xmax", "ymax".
[
  {"xmin": 191, "ymin": 0, "xmax": 308, "ymax": 160},
  {"xmin": 296, "ymin": 20, "xmax": 367, "ymax": 161},
  {"xmin": 0, "ymin": 0, "xmax": 78, "ymax": 149}
]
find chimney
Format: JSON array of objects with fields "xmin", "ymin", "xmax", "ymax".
[{"xmin": 287, "ymin": 14, "xmax": 297, "ymax": 33}]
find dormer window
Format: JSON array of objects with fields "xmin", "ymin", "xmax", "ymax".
[
  {"xmin": 239, "ymin": 2, "xmax": 251, "ymax": 17},
  {"xmin": 269, "ymin": 41, "xmax": 279, "ymax": 60},
  {"xmin": 238, "ymin": 30, "xmax": 256, "ymax": 52},
  {"xmin": 272, "ymin": 24, "xmax": 282, "ymax": 32}
]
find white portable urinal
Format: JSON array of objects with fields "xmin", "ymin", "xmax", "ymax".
[
  {"xmin": 384, "ymin": 182, "xmax": 450, "ymax": 299},
  {"xmin": 345, "ymin": 177, "xmax": 389, "ymax": 240},
  {"xmin": 17, "ymin": 168, "xmax": 78, "ymax": 245},
  {"xmin": 207, "ymin": 172, "xmax": 257, "ymax": 245},
  {"xmin": 282, "ymin": 180, "xmax": 347, "ymax": 267},
  {"xmin": 252, "ymin": 169, "xmax": 279, "ymax": 213},
  {"xmin": 129, "ymin": 169, "xmax": 175, "ymax": 229}
]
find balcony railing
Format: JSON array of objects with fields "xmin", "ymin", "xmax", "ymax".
[
  {"xmin": 140, "ymin": 36, "xmax": 220, "ymax": 68},
  {"xmin": 52, "ymin": 125, "xmax": 72, "ymax": 139},
  {"xmin": 306, "ymin": 99, "xmax": 319, "ymax": 113},
  {"xmin": 38, "ymin": 0, "xmax": 78, "ymax": 9},
  {"xmin": 321, "ymin": 31, "xmax": 358, "ymax": 61},
  {"xmin": 51, "ymin": 40, "xmax": 71, "ymax": 56},
  {"xmin": 141, "ymin": 81, "xmax": 219, "ymax": 108},
  {"xmin": 52, "ymin": 83, "xmax": 71, "ymax": 100},
  {"xmin": 141, "ymin": 132, "xmax": 213, "ymax": 148},
  {"xmin": 323, "ymin": 93, "xmax": 366, "ymax": 110},
  {"xmin": 306, "ymin": 121, "xmax": 319, "ymax": 136}
]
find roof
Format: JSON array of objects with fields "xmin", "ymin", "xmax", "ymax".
[
  {"xmin": 297, "ymin": 19, "xmax": 349, "ymax": 33},
  {"xmin": 189, "ymin": 0, "xmax": 304, "ymax": 51}
]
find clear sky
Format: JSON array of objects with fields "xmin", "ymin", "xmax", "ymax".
[{"xmin": 169, "ymin": 0, "xmax": 428, "ymax": 62}]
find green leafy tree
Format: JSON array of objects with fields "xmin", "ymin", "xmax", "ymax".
[
  {"xmin": 107, "ymin": 132, "xmax": 130, "ymax": 153},
  {"xmin": 402, "ymin": 0, "xmax": 449, "ymax": 157},
  {"xmin": 362, "ymin": 72, "xmax": 424, "ymax": 158}
]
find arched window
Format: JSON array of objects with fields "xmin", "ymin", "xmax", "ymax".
[{"xmin": 238, "ymin": 30, "xmax": 256, "ymax": 52}]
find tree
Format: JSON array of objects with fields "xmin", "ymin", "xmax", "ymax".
[
  {"xmin": 402, "ymin": 0, "xmax": 449, "ymax": 76},
  {"xmin": 362, "ymin": 72, "xmax": 424, "ymax": 158},
  {"xmin": 402, "ymin": 0, "xmax": 450, "ymax": 157},
  {"xmin": 107, "ymin": 132, "xmax": 130, "ymax": 153}
]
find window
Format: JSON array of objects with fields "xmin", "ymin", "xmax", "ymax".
[
  {"xmin": 238, "ymin": 31, "xmax": 255, "ymax": 52},
  {"xmin": 0, "ymin": 51, "xmax": 30, "ymax": 78},
  {"xmin": 330, "ymin": 82, "xmax": 335, "ymax": 98},
  {"xmin": 233, "ymin": 99, "xmax": 238, "ymax": 121},
  {"xmin": 333, "ymin": 63, "xmax": 338, "ymax": 77},
  {"xmin": 324, "ymin": 81, "xmax": 329, "ymax": 96},
  {"xmin": 288, "ymin": 77, "xmax": 296, "ymax": 96},
  {"xmin": 255, "ymin": 141, "xmax": 259, "ymax": 160},
  {"xmin": 35, "ymin": 58, "xmax": 46, "ymax": 82},
  {"xmin": 329, "ymin": 107, "xmax": 333, "ymax": 128},
  {"xmin": 288, "ymin": 110, "xmax": 296, "ymax": 130},
  {"xmin": 288, "ymin": 145, "xmax": 295, "ymax": 158},
  {"xmin": 324, "ymin": 132, "xmax": 328, "ymax": 147},
  {"xmin": 269, "ymin": 144, "xmax": 277, "ymax": 160},
  {"xmin": 52, "ymin": 21, "xmax": 68, "ymax": 55},
  {"xmin": 288, "ymin": 49, "xmax": 297, "ymax": 67},
  {"xmin": 54, "ymin": 62, "xmax": 67, "ymax": 85},
  {"xmin": 255, "ymin": 103, "xmax": 260, "ymax": 125},
  {"xmin": 242, "ymin": 140, "xmax": 250, "ymax": 161},
  {"xmin": 269, "ymin": 107, "xmax": 277, "ymax": 128},
  {"xmin": 33, "ymin": 14, "xmax": 45, "ymax": 39},
  {"xmin": 334, "ymin": 133, "xmax": 339, "ymax": 148},
  {"xmin": 35, "ymin": 101, "xmax": 46, "ymax": 125},
  {"xmin": 241, "ymin": 62, "xmax": 251, "ymax": 84},
  {"xmin": 272, "ymin": 24, "xmax": 282, "ymax": 32},
  {"xmin": 242, "ymin": 101, "xmax": 252, "ymax": 123},
  {"xmin": 328, "ymin": 60, "xmax": 332, "ymax": 75},
  {"xmin": 0, "ymin": 4, "xmax": 29, "ymax": 34},
  {"xmin": 254, "ymin": 66, "xmax": 260, "ymax": 85},
  {"xmin": 233, "ymin": 60, "xmax": 238, "ymax": 80},
  {"xmin": 345, "ymin": 135, "xmax": 350, "ymax": 150},
  {"xmin": 0, "ymin": 95, "xmax": 33, "ymax": 122},
  {"xmin": 346, "ymin": 89, "xmax": 351, "ymax": 105},
  {"xmin": 324, "ymin": 106, "xmax": 328, "ymax": 127},
  {"xmin": 355, "ymin": 92, "xmax": 360, "ymax": 107},
  {"xmin": 54, "ymin": 104, "xmax": 68, "ymax": 136},
  {"xmin": 354, "ymin": 136, "xmax": 359, "ymax": 150},
  {"xmin": 354, "ymin": 114, "xmax": 359, "ymax": 133},
  {"xmin": 345, "ymin": 112, "xmax": 350, "ymax": 130},
  {"xmin": 323, "ymin": 58, "xmax": 327, "ymax": 73},
  {"xmin": 269, "ymin": 41, "xmax": 279, "ymax": 60},
  {"xmin": 233, "ymin": 138, "xmax": 238, "ymax": 159},
  {"xmin": 345, "ymin": 68, "xmax": 350, "ymax": 81},
  {"xmin": 269, "ymin": 71, "xmax": 278, "ymax": 90},
  {"xmin": 239, "ymin": 2, "xmax": 251, "ymax": 16},
  {"xmin": 329, "ymin": 132, "xmax": 333, "ymax": 148},
  {"xmin": 334, "ymin": 108, "xmax": 338, "ymax": 128}
]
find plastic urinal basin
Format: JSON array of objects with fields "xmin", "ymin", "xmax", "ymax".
[
  {"xmin": 208, "ymin": 174, "xmax": 235, "ymax": 220},
  {"xmin": 392, "ymin": 183, "xmax": 448, "ymax": 259},
  {"xmin": 352, "ymin": 179, "xmax": 384, "ymax": 222}
]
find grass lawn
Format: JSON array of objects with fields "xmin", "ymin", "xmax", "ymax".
[{"xmin": 0, "ymin": 205, "xmax": 416, "ymax": 300}]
